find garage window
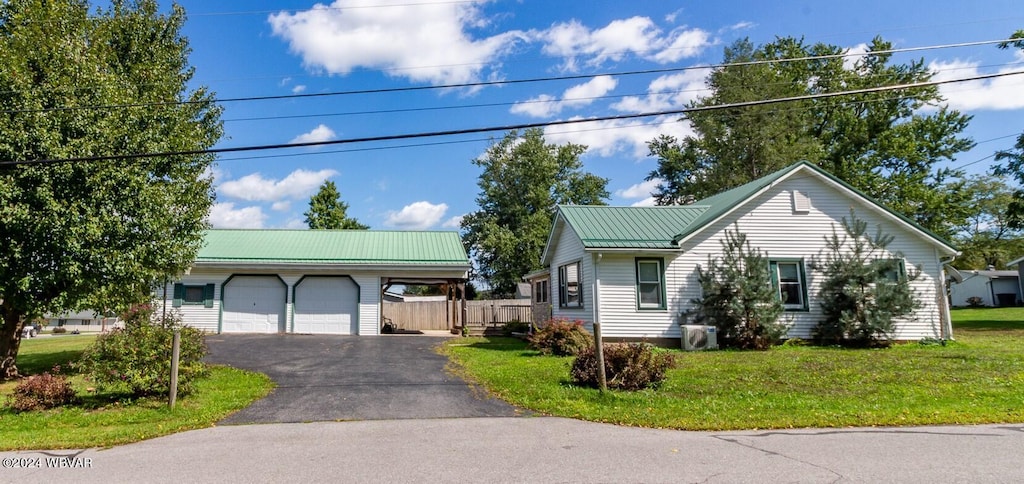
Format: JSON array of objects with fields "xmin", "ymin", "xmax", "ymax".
[{"xmin": 174, "ymin": 283, "xmax": 215, "ymax": 308}]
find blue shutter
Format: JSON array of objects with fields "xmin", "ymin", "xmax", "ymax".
[
  {"xmin": 172, "ymin": 283, "xmax": 184, "ymax": 307},
  {"xmin": 203, "ymin": 284, "xmax": 215, "ymax": 308}
]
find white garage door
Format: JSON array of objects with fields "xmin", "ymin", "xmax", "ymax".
[
  {"xmin": 222, "ymin": 276, "xmax": 286, "ymax": 333},
  {"xmin": 293, "ymin": 277, "xmax": 359, "ymax": 335}
]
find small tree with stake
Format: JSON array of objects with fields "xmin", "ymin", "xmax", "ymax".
[
  {"xmin": 812, "ymin": 211, "xmax": 921, "ymax": 347},
  {"xmin": 692, "ymin": 226, "xmax": 788, "ymax": 350}
]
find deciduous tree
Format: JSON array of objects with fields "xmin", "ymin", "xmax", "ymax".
[
  {"xmin": 461, "ymin": 129, "xmax": 609, "ymax": 296},
  {"xmin": 646, "ymin": 36, "xmax": 974, "ymax": 238},
  {"xmin": 304, "ymin": 180, "xmax": 369, "ymax": 230},
  {"xmin": 0, "ymin": 0, "xmax": 222, "ymax": 379}
]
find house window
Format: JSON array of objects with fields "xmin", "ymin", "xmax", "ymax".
[
  {"xmin": 878, "ymin": 258, "xmax": 907, "ymax": 282},
  {"xmin": 535, "ymin": 280, "xmax": 549, "ymax": 304},
  {"xmin": 636, "ymin": 258, "xmax": 666, "ymax": 310},
  {"xmin": 57, "ymin": 319, "xmax": 67, "ymax": 327},
  {"xmin": 173, "ymin": 283, "xmax": 215, "ymax": 308},
  {"xmin": 770, "ymin": 260, "xmax": 808, "ymax": 310},
  {"xmin": 558, "ymin": 262, "xmax": 582, "ymax": 308}
]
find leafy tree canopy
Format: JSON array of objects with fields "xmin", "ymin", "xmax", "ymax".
[
  {"xmin": 948, "ymin": 174, "xmax": 1024, "ymax": 269},
  {"xmin": 646, "ymin": 36, "xmax": 974, "ymax": 238},
  {"xmin": 304, "ymin": 180, "xmax": 369, "ymax": 230},
  {"xmin": 461, "ymin": 129, "xmax": 609, "ymax": 296},
  {"xmin": 0, "ymin": 0, "xmax": 222, "ymax": 379},
  {"xmin": 993, "ymin": 30, "xmax": 1024, "ymax": 231}
]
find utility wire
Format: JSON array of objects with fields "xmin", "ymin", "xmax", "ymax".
[
  {"xmin": 5, "ymin": 69, "xmax": 1022, "ymax": 167},
  {"xmin": 2, "ymin": 38, "xmax": 1017, "ymax": 115}
]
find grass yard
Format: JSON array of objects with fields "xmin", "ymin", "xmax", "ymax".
[
  {"xmin": 443, "ymin": 308, "xmax": 1024, "ymax": 430},
  {"xmin": 0, "ymin": 335, "xmax": 274, "ymax": 450}
]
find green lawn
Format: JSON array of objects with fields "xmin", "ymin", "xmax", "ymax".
[
  {"xmin": 443, "ymin": 308, "xmax": 1024, "ymax": 430},
  {"xmin": 0, "ymin": 335, "xmax": 274, "ymax": 450}
]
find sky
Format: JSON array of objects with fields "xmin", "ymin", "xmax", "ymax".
[{"xmin": 163, "ymin": 0, "xmax": 1024, "ymax": 230}]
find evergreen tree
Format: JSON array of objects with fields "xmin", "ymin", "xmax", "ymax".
[
  {"xmin": 692, "ymin": 227, "xmax": 788, "ymax": 349},
  {"xmin": 812, "ymin": 211, "xmax": 920, "ymax": 347},
  {"xmin": 304, "ymin": 181, "xmax": 368, "ymax": 230}
]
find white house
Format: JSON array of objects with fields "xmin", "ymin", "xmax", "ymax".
[
  {"xmin": 527, "ymin": 162, "xmax": 959, "ymax": 343},
  {"xmin": 949, "ymin": 269, "xmax": 1021, "ymax": 307},
  {"xmin": 162, "ymin": 230, "xmax": 470, "ymax": 335}
]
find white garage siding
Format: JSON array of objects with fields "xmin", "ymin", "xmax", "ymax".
[
  {"xmin": 353, "ymin": 275, "xmax": 381, "ymax": 336},
  {"xmin": 293, "ymin": 276, "xmax": 359, "ymax": 335},
  {"xmin": 221, "ymin": 275, "xmax": 287, "ymax": 333},
  {"xmin": 160, "ymin": 278, "xmax": 220, "ymax": 332}
]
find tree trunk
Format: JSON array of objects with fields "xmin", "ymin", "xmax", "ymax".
[{"xmin": 0, "ymin": 303, "xmax": 25, "ymax": 381}]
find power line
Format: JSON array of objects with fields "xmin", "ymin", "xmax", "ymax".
[
  {"xmin": 5, "ymin": 69, "xmax": 1022, "ymax": 167},
  {"xmin": 2, "ymin": 38, "xmax": 1017, "ymax": 116}
]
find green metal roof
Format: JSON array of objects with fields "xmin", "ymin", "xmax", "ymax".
[
  {"xmin": 196, "ymin": 229, "xmax": 470, "ymax": 266},
  {"xmin": 556, "ymin": 205, "xmax": 708, "ymax": 249},
  {"xmin": 553, "ymin": 161, "xmax": 956, "ymax": 253}
]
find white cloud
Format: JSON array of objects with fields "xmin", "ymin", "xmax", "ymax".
[
  {"xmin": 843, "ymin": 43, "xmax": 869, "ymax": 71},
  {"xmin": 665, "ymin": 9, "xmax": 683, "ymax": 24},
  {"xmin": 612, "ymin": 69, "xmax": 711, "ymax": 113},
  {"xmin": 269, "ymin": 0, "xmax": 527, "ymax": 86},
  {"xmin": 929, "ymin": 55, "xmax": 1024, "ymax": 111},
  {"xmin": 384, "ymin": 201, "xmax": 449, "ymax": 230},
  {"xmin": 271, "ymin": 201, "xmax": 292, "ymax": 212},
  {"xmin": 219, "ymin": 168, "xmax": 338, "ymax": 202},
  {"xmin": 538, "ymin": 17, "xmax": 711, "ymax": 70},
  {"xmin": 292, "ymin": 84, "xmax": 307, "ymax": 94},
  {"xmin": 631, "ymin": 196, "xmax": 657, "ymax": 207},
  {"xmin": 545, "ymin": 115, "xmax": 696, "ymax": 158},
  {"xmin": 724, "ymin": 21, "xmax": 754, "ymax": 32},
  {"xmin": 283, "ymin": 218, "xmax": 308, "ymax": 229},
  {"xmin": 441, "ymin": 214, "xmax": 464, "ymax": 229},
  {"xmin": 208, "ymin": 203, "xmax": 267, "ymax": 229},
  {"xmin": 617, "ymin": 178, "xmax": 662, "ymax": 199},
  {"xmin": 290, "ymin": 124, "xmax": 336, "ymax": 144},
  {"xmin": 510, "ymin": 76, "xmax": 618, "ymax": 118}
]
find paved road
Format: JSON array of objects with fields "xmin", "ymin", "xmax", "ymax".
[
  {"xmin": 204, "ymin": 334, "xmax": 521, "ymax": 423},
  {"xmin": 3, "ymin": 418, "xmax": 1023, "ymax": 483}
]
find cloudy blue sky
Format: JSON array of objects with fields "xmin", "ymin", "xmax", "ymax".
[{"xmin": 169, "ymin": 0, "xmax": 1024, "ymax": 230}]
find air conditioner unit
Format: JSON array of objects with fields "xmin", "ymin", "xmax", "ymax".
[{"xmin": 681, "ymin": 325, "xmax": 718, "ymax": 351}]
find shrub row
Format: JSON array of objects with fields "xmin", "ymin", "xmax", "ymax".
[{"xmin": 571, "ymin": 342, "xmax": 674, "ymax": 391}]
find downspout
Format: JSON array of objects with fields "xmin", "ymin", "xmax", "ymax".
[{"xmin": 939, "ymin": 254, "xmax": 957, "ymax": 341}]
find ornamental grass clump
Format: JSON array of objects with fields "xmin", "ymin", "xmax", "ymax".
[
  {"xmin": 528, "ymin": 319, "xmax": 593, "ymax": 356},
  {"xmin": 570, "ymin": 342, "xmax": 674, "ymax": 391},
  {"xmin": 77, "ymin": 306, "xmax": 207, "ymax": 397}
]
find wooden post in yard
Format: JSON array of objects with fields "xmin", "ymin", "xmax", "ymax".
[
  {"xmin": 593, "ymin": 321, "xmax": 607, "ymax": 392},
  {"xmin": 169, "ymin": 330, "xmax": 181, "ymax": 408}
]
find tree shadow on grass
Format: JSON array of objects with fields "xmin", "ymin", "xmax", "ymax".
[
  {"xmin": 450, "ymin": 337, "xmax": 541, "ymax": 356},
  {"xmin": 16, "ymin": 350, "xmax": 87, "ymax": 376}
]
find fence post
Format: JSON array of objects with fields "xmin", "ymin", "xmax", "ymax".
[
  {"xmin": 593, "ymin": 322, "xmax": 607, "ymax": 392},
  {"xmin": 169, "ymin": 329, "xmax": 180, "ymax": 408}
]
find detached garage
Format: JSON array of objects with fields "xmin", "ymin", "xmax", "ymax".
[{"xmin": 162, "ymin": 229, "xmax": 470, "ymax": 335}]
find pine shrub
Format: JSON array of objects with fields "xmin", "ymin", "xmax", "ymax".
[
  {"xmin": 9, "ymin": 371, "xmax": 77, "ymax": 412},
  {"xmin": 77, "ymin": 310, "xmax": 207, "ymax": 397},
  {"xmin": 529, "ymin": 319, "xmax": 593, "ymax": 356},
  {"xmin": 570, "ymin": 343, "xmax": 674, "ymax": 390}
]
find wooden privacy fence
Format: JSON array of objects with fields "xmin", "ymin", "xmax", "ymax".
[
  {"xmin": 381, "ymin": 299, "xmax": 532, "ymax": 331},
  {"xmin": 465, "ymin": 299, "xmax": 532, "ymax": 326}
]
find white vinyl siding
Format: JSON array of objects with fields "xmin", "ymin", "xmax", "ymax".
[
  {"xmin": 566, "ymin": 174, "xmax": 948, "ymax": 341},
  {"xmin": 674, "ymin": 175, "xmax": 947, "ymax": 340},
  {"xmin": 160, "ymin": 277, "xmax": 222, "ymax": 332},
  {"xmin": 550, "ymin": 223, "xmax": 592, "ymax": 326}
]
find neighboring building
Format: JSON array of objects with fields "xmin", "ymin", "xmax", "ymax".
[
  {"xmin": 524, "ymin": 269, "xmax": 552, "ymax": 325},
  {"xmin": 161, "ymin": 230, "xmax": 470, "ymax": 335},
  {"xmin": 41, "ymin": 310, "xmax": 121, "ymax": 333},
  {"xmin": 948, "ymin": 269, "xmax": 1020, "ymax": 307},
  {"xmin": 536, "ymin": 162, "xmax": 959, "ymax": 344}
]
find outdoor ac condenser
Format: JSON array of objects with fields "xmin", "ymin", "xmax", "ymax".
[{"xmin": 681, "ymin": 325, "xmax": 718, "ymax": 351}]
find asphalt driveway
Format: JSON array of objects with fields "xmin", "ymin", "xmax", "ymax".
[{"xmin": 205, "ymin": 334, "xmax": 521, "ymax": 424}]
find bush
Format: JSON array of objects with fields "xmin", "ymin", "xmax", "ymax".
[
  {"xmin": 77, "ymin": 311, "xmax": 207, "ymax": 397},
  {"xmin": 51, "ymin": 326, "xmax": 67, "ymax": 334},
  {"xmin": 501, "ymin": 320, "xmax": 531, "ymax": 336},
  {"xmin": 570, "ymin": 343, "xmax": 674, "ymax": 391},
  {"xmin": 8, "ymin": 371, "xmax": 77, "ymax": 412},
  {"xmin": 529, "ymin": 319, "xmax": 593, "ymax": 356},
  {"xmin": 965, "ymin": 296, "xmax": 984, "ymax": 308}
]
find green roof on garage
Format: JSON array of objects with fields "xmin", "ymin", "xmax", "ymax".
[{"xmin": 197, "ymin": 230, "xmax": 470, "ymax": 266}]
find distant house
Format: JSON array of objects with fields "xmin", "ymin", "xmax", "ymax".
[
  {"xmin": 531, "ymin": 162, "xmax": 959, "ymax": 344},
  {"xmin": 41, "ymin": 310, "xmax": 121, "ymax": 333}
]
